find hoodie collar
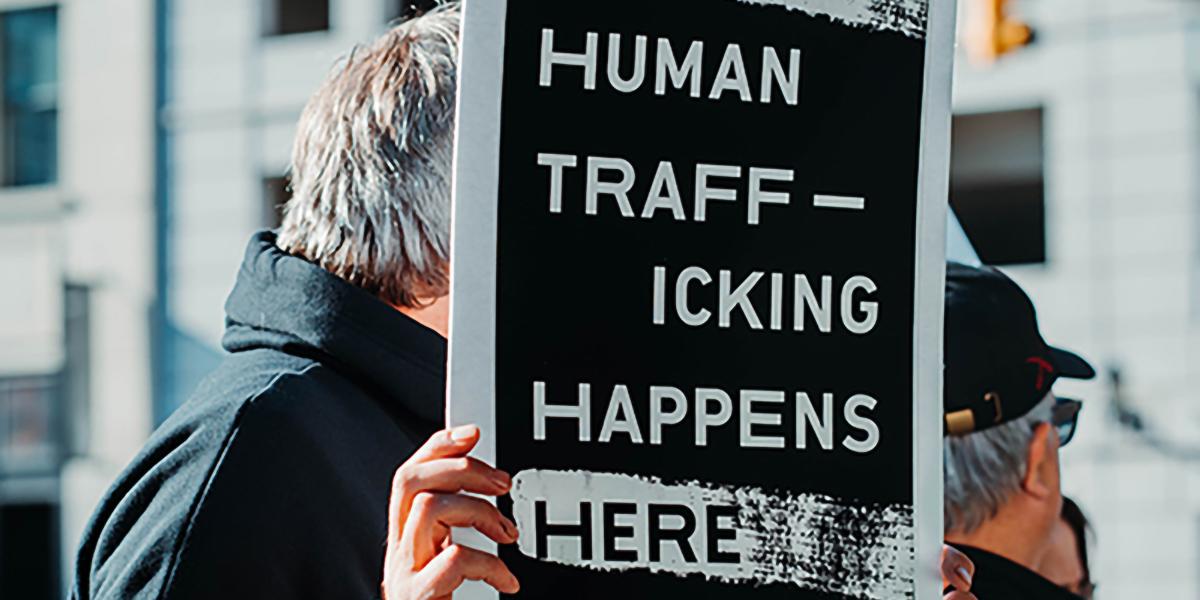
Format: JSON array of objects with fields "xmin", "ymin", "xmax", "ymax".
[{"xmin": 222, "ymin": 231, "xmax": 446, "ymax": 425}]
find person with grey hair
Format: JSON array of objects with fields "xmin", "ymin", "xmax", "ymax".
[
  {"xmin": 71, "ymin": 5, "xmax": 520, "ymax": 599},
  {"xmin": 941, "ymin": 262, "xmax": 1095, "ymax": 599}
]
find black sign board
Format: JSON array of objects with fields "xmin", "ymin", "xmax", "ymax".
[{"xmin": 448, "ymin": 1, "xmax": 954, "ymax": 597}]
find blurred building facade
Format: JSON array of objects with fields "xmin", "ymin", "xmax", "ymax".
[
  {"xmin": 952, "ymin": 0, "xmax": 1200, "ymax": 597},
  {"xmin": 0, "ymin": 0, "xmax": 154, "ymax": 597},
  {"xmin": 0, "ymin": 0, "xmax": 1197, "ymax": 598}
]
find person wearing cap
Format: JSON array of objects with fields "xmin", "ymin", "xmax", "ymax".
[{"xmin": 942, "ymin": 262, "xmax": 1094, "ymax": 599}]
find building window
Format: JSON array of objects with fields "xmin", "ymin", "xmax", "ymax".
[
  {"xmin": 263, "ymin": 175, "xmax": 291, "ymax": 229},
  {"xmin": 0, "ymin": 376, "xmax": 58, "ymax": 475},
  {"xmin": 949, "ymin": 108, "xmax": 1046, "ymax": 265},
  {"xmin": 1, "ymin": 7, "xmax": 59, "ymax": 187},
  {"xmin": 262, "ymin": 0, "xmax": 330, "ymax": 36},
  {"xmin": 388, "ymin": 0, "xmax": 440, "ymax": 23}
]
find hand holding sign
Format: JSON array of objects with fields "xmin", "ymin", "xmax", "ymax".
[
  {"xmin": 382, "ymin": 425, "xmax": 520, "ymax": 599},
  {"xmin": 377, "ymin": 426, "xmax": 976, "ymax": 599}
]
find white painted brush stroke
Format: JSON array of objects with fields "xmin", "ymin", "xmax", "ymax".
[
  {"xmin": 510, "ymin": 469, "xmax": 915, "ymax": 599},
  {"xmin": 814, "ymin": 194, "xmax": 867, "ymax": 210},
  {"xmin": 734, "ymin": 0, "xmax": 928, "ymax": 39}
]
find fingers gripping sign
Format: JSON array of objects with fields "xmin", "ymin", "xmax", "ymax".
[
  {"xmin": 941, "ymin": 545, "xmax": 976, "ymax": 600},
  {"xmin": 383, "ymin": 425, "xmax": 521, "ymax": 599}
]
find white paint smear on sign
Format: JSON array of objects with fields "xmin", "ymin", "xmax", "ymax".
[
  {"xmin": 733, "ymin": 0, "xmax": 928, "ymax": 39},
  {"xmin": 510, "ymin": 469, "xmax": 915, "ymax": 599}
]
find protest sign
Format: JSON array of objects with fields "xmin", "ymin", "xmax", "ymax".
[{"xmin": 449, "ymin": 1, "xmax": 955, "ymax": 597}]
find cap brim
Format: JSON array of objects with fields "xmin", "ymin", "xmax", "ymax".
[{"xmin": 1049, "ymin": 346, "xmax": 1096, "ymax": 380}]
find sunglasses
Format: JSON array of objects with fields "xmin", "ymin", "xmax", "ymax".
[{"xmin": 1050, "ymin": 396, "xmax": 1082, "ymax": 447}]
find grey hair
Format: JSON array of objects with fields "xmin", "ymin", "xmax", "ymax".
[
  {"xmin": 277, "ymin": 2, "xmax": 460, "ymax": 308},
  {"xmin": 944, "ymin": 392, "xmax": 1055, "ymax": 534}
]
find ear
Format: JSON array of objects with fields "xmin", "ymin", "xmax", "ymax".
[{"xmin": 1022, "ymin": 422, "xmax": 1056, "ymax": 498}]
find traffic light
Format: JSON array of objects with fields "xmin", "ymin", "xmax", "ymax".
[{"xmin": 965, "ymin": 0, "xmax": 1034, "ymax": 64}]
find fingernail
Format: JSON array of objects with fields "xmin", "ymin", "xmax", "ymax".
[
  {"xmin": 492, "ymin": 470, "xmax": 512, "ymax": 490},
  {"xmin": 504, "ymin": 517, "xmax": 519, "ymax": 540},
  {"xmin": 957, "ymin": 567, "xmax": 972, "ymax": 585},
  {"xmin": 450, "ymin": 425, "xmax": 478, "ymax": 441}
]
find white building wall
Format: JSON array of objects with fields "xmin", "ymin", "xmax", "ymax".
[
  {"xmin": 59, "ymin": 0, "xmax": 156, "ymax": 469},
  {"xmin": 955, "ymin": 0, "xmax": 1200, "ymax": 597},
  {"xmin": 0, "ymin": 207, "xmax": 63, "ymax": 378}
]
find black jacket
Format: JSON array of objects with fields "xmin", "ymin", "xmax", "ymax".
[
  {"xmin": 72, "ymin": 232, "xmax": 446, "ymax": 599},
  {"xmin": 951, "ymin": 544, "xmax": 1084, "ymax": 600}
]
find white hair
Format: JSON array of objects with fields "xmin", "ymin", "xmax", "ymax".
[
  {"xmin": 943, "ymin": 392, "xmax": 1055, "ymax": 533},
  {"xmin": 277, "ymin": 2, "xmax": 460, "ymax": 308}
]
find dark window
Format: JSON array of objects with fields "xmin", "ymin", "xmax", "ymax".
[
  {"xmin": 263, "ymin": 0, "xmax": 329, "ymax": 36},
  {"xmin": 263, "ymin": 175, "xmax": 291, "ymax": 229},
  {"xmin": 949, "ymin": 108, "xmax": 1045, "ymax": 265},
  {"xmin": 1, "ymin": 7, "xmax": 59, "ymax": 187},
  {"xmin": 63, "ymin": 284, "xmax": 91, "ymax": 455},
  {"xmin": 387, "ymin": 0, "xmax": 441, "ymax": 23},
  {"xmin": 0, "ymin": 503, "xmax": 57, "ymax": 600}
]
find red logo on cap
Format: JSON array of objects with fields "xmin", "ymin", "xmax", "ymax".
[{"xmin": 1026, "ymin": 356, "xmax": 1055, "ymax": 391}]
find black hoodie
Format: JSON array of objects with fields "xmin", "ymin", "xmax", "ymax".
[
  {"xmin": 72, "ymin": 231, "xmax": 446, "ymax": 600},
  {"xmin": 950, "ymin": 544, "xmax": 1085, "ymax": 600}
]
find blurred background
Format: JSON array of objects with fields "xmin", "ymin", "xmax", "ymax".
[{"xmin": 0, "ymin": 0, "xmax": 1196, "ymax": 597}]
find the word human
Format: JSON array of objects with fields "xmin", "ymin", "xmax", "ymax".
[
  {"xmin": 533, "ymin": 381, "xmax": 881, "ymax": 454},
  {"xmin": 539, "ymin": 29, "xmax": 802, "ymax": 104},
  {"xmin": 653, "ymin": 266, "xmax": 879, "ymax": 334}
]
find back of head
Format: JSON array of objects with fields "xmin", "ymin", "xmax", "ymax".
[
  {"xmin": 278, "ymin": 3, "xmax": 461, "ymax": 308},
  {"xmin": 943, "ymin": 393, "xmax": 1054, "ymax": 533}
]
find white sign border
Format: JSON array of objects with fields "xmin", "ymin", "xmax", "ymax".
[
  {"xmin": 445, "ymin": 0, "xmax": 506, "ymax": 597},
  {"xmin": 446, "ymin": 1, "xmax": 958, "ymax": 597},
  {"xmin": 913, "ymin": 0, "xmax": 957, "ymax": 598}
]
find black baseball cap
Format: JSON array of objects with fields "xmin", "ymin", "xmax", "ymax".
[{"xmin": 944, "ymin": 262, "xmax": 1095, "ymax": 436}]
